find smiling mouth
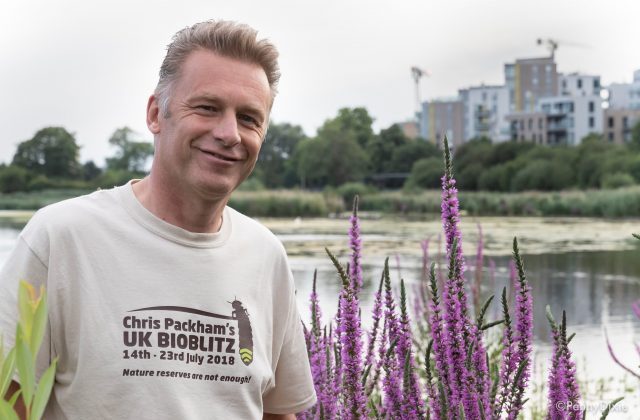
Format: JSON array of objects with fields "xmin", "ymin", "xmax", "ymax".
[{"xmin": 199, "ymin": 149, "xmax": 238, "ymax": 162}]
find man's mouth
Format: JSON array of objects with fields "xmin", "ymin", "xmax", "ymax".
[{"xmin": 199, "ymin": 149, "xmax": 238, "ymax": 162}]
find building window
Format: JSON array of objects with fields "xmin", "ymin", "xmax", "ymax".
[
  {"xmin": 594, "ymin": 79, "xmax": 600, "ymax": 89},
  {"xmin": 608, "ymin": 132, "xmax": 614, "ymax": 142},
  {"xmin": 588, "ymin": 116, "xmax": 594, "ymax": 128},
  {"xmin": 539, "ymin": 118, "xmax": 543, "ymax": 129},
  {"xmin": 528, "ymin": 119, "xmax": 533, "ymax": 130},
  {"xmin": 520, "ymin": 120, "xmax": 524, "ymax": 130},
  {"xmin": 577, "ymin": 79, "xmax": 583, "ymax": 89},
  {"xmin": 608, "ymin": 117, "xmax": 614, "ymax": 128},
  {"xmin": 623, "ymin": 116, "xmax": 629, "ymax": 128},
  {"xmin": 589, "ymin": 101, "xmax": 594, "ymax": 113}
]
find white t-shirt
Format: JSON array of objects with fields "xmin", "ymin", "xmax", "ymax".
[{"xmin": 0, "ymin": 183, "xmax": 316, "ymax": 419}]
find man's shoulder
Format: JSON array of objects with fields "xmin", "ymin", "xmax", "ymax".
[
  {"xmin": 27, "ymin": 186, "xmax": 123, "ymax": 231},
  {"xmin": 226, "ymin": 207, "xmax": 285, "ymax": 251}
]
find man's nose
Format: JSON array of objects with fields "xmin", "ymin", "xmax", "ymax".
[{"xmin": 212, "ymin": 111, "xmax": 241, "ymax": 147}]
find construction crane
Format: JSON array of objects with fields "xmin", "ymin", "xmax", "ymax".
[
  {"xmin": 411, "ymin": 66, "xmax": 429, "ymax": 115},
  {"xmin": 536, "ymin": 38, "xmax": 591, "ymax": 59},
  {"xmin": 536, "ymin": 38, "xmax": 559, "ymax": 58}
]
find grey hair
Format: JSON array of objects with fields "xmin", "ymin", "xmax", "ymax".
[{"xmin": 154, "ymin": 20, "xmax": 280, "ymax": 116}]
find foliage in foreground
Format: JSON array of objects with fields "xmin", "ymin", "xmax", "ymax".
[
  {"xmin": 0, "ymin": 281, "xmax": 57, "ymax": 420},
  {"xmin": 298, "ymin": 138, "xmax": 628, "ymax": 419}
]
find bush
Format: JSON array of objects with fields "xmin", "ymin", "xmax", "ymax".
[
  {"xmin": 27, "ymin": 175, "xmax": 56, "ymax": 191},
  {"xmin": 0, "ymin": 165, "xmax": 31, "ymax": 193},
  {"xmin": 229, "ymin": 190, "xmax": 336, "ymax": 217},
  {"xmin": 601, "ymin": 173, "xmax": 636, "ymax": 189},
  {"xmin": 94, "ymin": 169, "xmax": 139, "ymax": 189},
  {"xmin": 511, "ymin": 160, "xmax": 574, "ymax": 191},
  {"xmin": 404, "ymin": 157, "xmax": 443, "ymax": 190},
  {"xmin": 336, "ymin": 182, "xmax": 377, "ymax": 205}
]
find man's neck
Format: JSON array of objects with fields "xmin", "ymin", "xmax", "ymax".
[{"xmin": 131, "ymin": 177, "xmax": 226, "ymax": 233}]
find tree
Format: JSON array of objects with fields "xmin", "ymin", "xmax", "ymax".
[
  {"xmin": 0, "ymin": 164, "xmax": 31, "ymax": 193},
  {"xmin": 367, "ymin": 124, "xmax": 407, "ymax": 174},
  {"xmin": 372, "ymin": 124, "xmax": 439, "ymax": 175},
  {"xmin": 328, "ymin": 107, "xmax": 375, "ymax": 148},
  {"xmin": 106, "ymin": 127, "xmax": 154, "ymax": 173},
  {"xmin": 12, "ymin": 127, "xmax": 81, "ymax": 178},
  {"xmin": 82, "ymin": 160, "xmax": 103, "ymax": 181},
  {"xmin": 292, "ymin": 109, "xmax": 373, "ymax": 188},
  {"xmin": 253, "ymin": 122, "xmax": 306, "ymax": 188},
  {"xmin": 404, "ymin": 157, "xmax": 443, "ymax": 189}
]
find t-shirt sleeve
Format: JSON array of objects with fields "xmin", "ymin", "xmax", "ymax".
[
  {"xmin": 262, "ymin": 268, "xmax": 316, "ymax": 414},
  {"xmin": 0, "ymin": 233, "xmax": 53, "ymax": 380}
]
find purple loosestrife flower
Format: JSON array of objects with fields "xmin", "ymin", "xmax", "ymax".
[
  {"xmin": 494, "ymin": 287, "xmax": 517, "ymax": 418},
  {"xmin": 364, "ymin": 272, "xmax": 384, "ymax": 372},
  {"xmin": 326, "ymin": 249, "xmax": 368, "ymax": 420},
  {"xmin": 441, "ymin": 238, "xmax": 467, "ymax": 410},
  {"xmin": 507, "ymin": 238, "xmax": 533, "ymax": 419},
  {"xmin": 440, "ymin": 139, "xmax": 467, "ymax": 406},
  {"xmin": 398, "ymin": 280, "xmax": 425, "ymax": 419},
  {"xmin": 379, "ymin": 262, "xmax": 404, "ymax": 417},
  {"xmin": 473, "ymin": 224, "xmax": 484, "ymax": 315},
  {"xmin": 546, "ymin": 307, "xmax": 582, "ymax": 420},
  {"xmin": 348, "ymin": 196, "xmax": 363, "ymax": 293},
  {"xmin": 632, "ymin": 300, "xmax": 640, "ymax": 319},
  {"xmin": 604, "ymin": 329, "xmax": 640, "ymax": 379},
  {"xmin": 381, "ymin": 338, "xmax": 403, "ymax": 418},
  {"xmin": 546, "ymin": 309, "xmax": 568, "ymax": 420},
  {"xmin": 307, "ymin": 271, "xmax": 336, "ymax": 420},
  {"xmin": 368, "ymin": 305, "xmax": 389, "ymax": 397},
  {"xmin": 427, "ymin": 263, "xmax": 451, "ymax": 419},
  {"xmin": 559, "ymin": 312, "xmax": 581, "ymax": 419}
]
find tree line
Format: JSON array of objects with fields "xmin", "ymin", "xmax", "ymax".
[
  {"xmin": 2, "ymin": 107, "xmax": 640, "ymax": 194},
  {"xmin": 0, "ymin": 127, "xmax": 153, "ymax": 193}
]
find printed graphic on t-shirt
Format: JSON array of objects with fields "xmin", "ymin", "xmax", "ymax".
[{"xmin": 120, "ymin": 300, "xmax": 254, "ymax": 385}]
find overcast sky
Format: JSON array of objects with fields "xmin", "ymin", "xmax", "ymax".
[{"xmin": 1, "ymin": 0, "xmax": 639, "ymax": 165}]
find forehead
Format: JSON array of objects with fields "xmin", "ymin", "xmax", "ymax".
[{"xmin": 172, "ymin": 50, "xmax": 271, "ymax": 112}]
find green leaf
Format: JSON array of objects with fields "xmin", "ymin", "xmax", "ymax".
[
  {"xmin": 481, "ymin": 319, "xmax": 504, "ymax": 330},
  {"xmin": 599, "ymin": 396, "xmax": 624, "ymax": 420},
  {"xmin": 17, "ymin": 282, "xmax": 33, "ymax": 338},
  {"xmin": 7, "ymin": 388, "xmax": 21, "ymax": 407},
  {"xmin": 545, "ymin": 305, "xmax": 557, "ymax": 328},
  {"xmin": 15, "ymin": 336, "xmax": 35, "ymax": 408},
  {"xmin": 0, "ymin": 399, "xmax": 20, "ymax": 420},
  {"xmin": 31, "ymin": 358, "xmax": 58, "ymax": 420},
  {"xmin": 476, "ymin": 295, "xmax": 495, "ymax": 329},
  {"xmin": 0, "ymin": 347, "xmax": 17, "ymax": 397},
  {"xmin": 325, "ymin": 248, "xmax": 350, "ymax": 289},
  {"xmin": 30, "ymin": 291, "xmax": 48, "ymax": 361},
  {"xmin": 632, "ymin": 233, "xmax": 640, "ymax": 240}
]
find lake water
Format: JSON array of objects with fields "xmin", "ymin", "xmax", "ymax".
[{"xmin": 1, "ymin": 215, "xmax": 639, "ymax": 417}]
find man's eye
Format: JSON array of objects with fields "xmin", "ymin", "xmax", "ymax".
[
  {"xmin": 238, "ymin": 114, "xmax": 259, "ymax": 126},
  {"xmin": 196, "ymin": 105, "xmax": 216, "ymax": 112}
]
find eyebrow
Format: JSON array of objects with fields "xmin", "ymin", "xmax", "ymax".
[{"xmin": 188, "ymin": 94, "xmax": 267, "ymax": 123}]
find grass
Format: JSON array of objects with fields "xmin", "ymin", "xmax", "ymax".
[{"xmin": 3, "ymin": 186, "xmax": 640, "ymax": 218}]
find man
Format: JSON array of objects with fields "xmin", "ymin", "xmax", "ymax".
[{"xmin": 1, "ymin": 20, "xmax": 316, "ymax": 419}]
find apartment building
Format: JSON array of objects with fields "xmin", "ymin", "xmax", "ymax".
[
  {"xmin": 505, "ymin": 56, "xmax": 558, "ymax": 112},
  {"xmin": 607, "ymin": 69, "xmax": 640, "ymax": 110},
  {"xmin": 459, "ymin": 85, "xmax": 510, "ymax": 142},
  {"xmin": 601, "ymin": 69, "xmax": 640, "ymax": 144},
  {"xmin": 419, "ymin": 99, "xmax": 464, "ymax": 149},
  {"xmin": 603, "ymin": 109, "xmax": 640, "ymax": 144}
]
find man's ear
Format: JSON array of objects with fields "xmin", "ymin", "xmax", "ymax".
[{"xmin": 147, "ymin": 95, "xmax": 161, "ymax": 134}]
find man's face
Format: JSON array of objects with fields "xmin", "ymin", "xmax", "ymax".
[{"xmin": 147, "ymin": 49, "xmax": 271, "ymax": 202}]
